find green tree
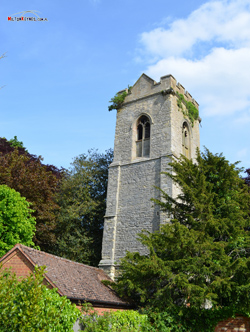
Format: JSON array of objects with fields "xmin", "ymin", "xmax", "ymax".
[
  {"xmin": 0, "ymin": 137, "xmax": 64, "ymax": 252},
  {"xmin": 54, "ymin": 149, "xmax": 113, "ymax": 266},
  {"xmin": 0, "ymin": 266, "xmax": 80, "ymax": 332},
  {"xmin": 0, "ymin": 185, "xmax": 36, "ymax": 257},
  {"xmin": 8, "ymin": 135, "xmax": 25, "ymax": 149},
  {"xmin": 244, "ymin": 168, "xmax": 250, "ymax": 187},
  {"xmin": 113, "ymin": 149, "xmax": 250, "ymax": 312}
]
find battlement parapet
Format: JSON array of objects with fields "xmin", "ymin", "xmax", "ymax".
[
  {"xmin": 176, "ymin": 83, "xmax": 185, "ymax": 95},
  {"xmin": 175, "ymin": 83, "xmax": 199, "ymax": 108},
  {"xmin": 121, "ymin": 73, "xmax": 198, "ymax": 109},
  {"xmin": 185, "ymin": 91, "xmax": 192, "ymax": 101}
]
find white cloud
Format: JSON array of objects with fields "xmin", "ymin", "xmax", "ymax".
[
  {"xmin": 140, "ymin": 0, "xmax": 250, "ymax": 57},
  {"xmin": 138, "ymin": 0, "xmax": 250, "ymax": 118}
]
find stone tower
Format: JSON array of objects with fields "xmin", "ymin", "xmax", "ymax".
[{"xmin": 99, "ymin": 73, "xmax": 200, "ymax": 279}]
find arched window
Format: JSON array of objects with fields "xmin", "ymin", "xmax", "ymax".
[
  {"xmin": 182, "ymin": 122, "xmax": 190, "ymax": 158},
  {"xmin": 136, "ymin": 115, "xmax": 150, "ymax": 157}
]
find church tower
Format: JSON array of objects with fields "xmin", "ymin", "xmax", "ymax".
[{"xmin": 99, "ymin": 74, "xmax": 200, "ymax": 279}]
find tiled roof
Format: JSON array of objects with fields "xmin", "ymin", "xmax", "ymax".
[{"xmin": 2, "ymin": 244, "xmax": 128, "ymax": 307}]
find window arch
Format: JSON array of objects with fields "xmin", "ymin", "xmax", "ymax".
[
  {"xmin": 182, "ymin": 122, "xmax": 190, "ymax": 158},
  {"xmin": 136, "ymin": 115, "xmax": 150, "ymax": 157}
]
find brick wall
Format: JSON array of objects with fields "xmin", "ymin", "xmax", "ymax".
[
  {"xmin": 1, "ymin": 250, "xmax": 33, "ymax": 278},
  {"xmin": 1, "ymin": 249, "xmax": 52, "ymax": 288},
  {"xmin": 215, "ymin": 316, "xmax": 250, "ymax": 332},
  {"xmin": 76, "ymin": 305, "xmax": 125, "ymax": 315}
]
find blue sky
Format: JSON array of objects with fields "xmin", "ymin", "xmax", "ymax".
[{"xmin": 0, "ymin": 0, "xmax": 249, "ymax": 173}]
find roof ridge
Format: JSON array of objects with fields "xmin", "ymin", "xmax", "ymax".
[{"xmin": 18, "ymin": 244, "xmax": 104, "ymax": 273}]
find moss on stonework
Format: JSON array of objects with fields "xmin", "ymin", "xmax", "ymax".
[
  {"xmin": 108, "ymin": 86, "xmax": 132, "ymax": 111},
  {"xmin": 176, "ymin": 92, "xmax": 199, "ymax": 126}
]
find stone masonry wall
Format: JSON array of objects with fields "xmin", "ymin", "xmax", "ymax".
[
  {"xmin": 114, "ymin": 158, "xmax": 162, "ymax": 259},
  {"xmin": 100, "ymin": 73, "xmax": 200, "ymax": 278}
]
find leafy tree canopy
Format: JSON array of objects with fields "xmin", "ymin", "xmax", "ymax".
[
  {"xmin": 0, "ymin": 185, "xmax": 36, "ymax": 257},
  {"xmin": 113, "ymin": 149, "xmax": 250, "ymax": 312},
  {"xmin": 8, "ymin": 135, "xmax": 25, "ymax": 149},
  {"xmin": 244, "ymin": 168, "xmax": 250, "ymax": 187},
  {"xmin": 0, "ymin": 266, "xmax": 80, "ymax": 331},
  {"xmin": 53, "ymin": 149, "xmax": 113, "ymax": 266},
  {"xmin": 0, "ymin": 137, "xmax": 64, "ymax": 252}
]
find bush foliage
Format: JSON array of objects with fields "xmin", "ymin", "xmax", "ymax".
[
  {"xmin": 80, "ymin": 306, "xmax": 149, "ymax": 332},
  {"xmin": 79, "ymin": 306, "xmax": 248, "ymax": 332},
  {"xmin": 0, "ymin": 266, "xmax": 80, "ymax": 332}
]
